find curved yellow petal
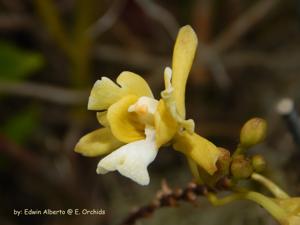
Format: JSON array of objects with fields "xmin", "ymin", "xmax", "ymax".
[
  {"xmin": 173, "ymin": 131, "xmax": 221, "ymax": 175},
  {"xmin": 172, "ymin": 25, "xmax": 198, "ymax": 118},
  {"xmin": 96, "ymin": 111, "xmax": 109, "ymax": 127},
  {"xmin": 154, "ymin": 99, "xmax": 178, "ymax": 147},
  {"xmin": 88, "ymin": 72, "xmax": 153, "ymax": 111},
  {"xmin": 88, "ymin": 77, "xmax": 123, "ymax": 110},
  {"xmin": 107, "ymin": 95, "xmax": 145, "ymax": 143},
  {"xmin": 74, "ymin": 128, "xmax": 123, "ymax": 157},
  {"xmin": 116, "ymin": 71, "xmax": 153, "ymax": 98}
]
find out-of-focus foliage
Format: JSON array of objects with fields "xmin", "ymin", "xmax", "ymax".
[
  {"xmin": 0, "ymin": 41, "xmax": 43, "ymax": 145},
  {"xmin": 1, "ymin": 106, "xmax": 39, "ymax": 144},
  {"xmin": 0, "ymin": 41, "xmax": 44, "ymax": 81}
]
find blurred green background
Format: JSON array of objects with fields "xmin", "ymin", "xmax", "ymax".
[{"xmin": 1, "ymin": 0, "xmax": 300, "ymax": 225}]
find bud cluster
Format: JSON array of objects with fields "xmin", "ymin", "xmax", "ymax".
[{"xmin": 229, "ymin": 118, "xmax": 268, "ymax": 181}]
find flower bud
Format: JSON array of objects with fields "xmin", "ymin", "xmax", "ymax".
[
  {"xmin": 240, "ymin": 118, "xmax": 267, "ymax": 148},
  {"xmin": 251, "ymin": 154, "xmax": 267, "ymax": 173},
  {"xmin": 231, "ymin": 155, "xmax": 253, "ymax": 179},
  {"xmin": 216, "ymin": 147, "xmax": 231, "ymax": 176}
]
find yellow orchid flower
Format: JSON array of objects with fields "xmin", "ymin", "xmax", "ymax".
[
  {"xmin": 250, "ymin": 173, "xmax": 300, "ymax": 225},
  {"xmin": 208, "ymin": 190, "xmax": 300, "ymax": 225},
  {"xmin": 274, "ymin": 198, "xmax": 300, "ymax": 225},
  {"xmin": 239, "ymin": 192, "xmax": 300, "ymax": 225},
  {"xmin": 74, "ymin": 25, "xmax": 222, "ymax": 185},
  {"xmin": 208, "ymin": 173, "xmax": 300, "ymax": 225}
]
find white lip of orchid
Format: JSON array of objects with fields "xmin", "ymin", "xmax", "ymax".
[{"xmin": 96, "ymin": 128, "xmax": 157, "ymax": 185}]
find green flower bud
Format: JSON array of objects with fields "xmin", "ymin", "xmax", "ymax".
[
  {"xmin": 231, "ymin": 155, "xmax": 253, "ymax": 179},
  {"xmin": 240, "ymin": 118, "xmax": 267, "ymax": 148},
  {"xmin": 251, "ymin": 154, "xmax": 267, "ymax": 173}
]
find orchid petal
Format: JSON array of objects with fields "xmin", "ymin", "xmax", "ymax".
[
  {"xmin": 97, "ymin": 128, "xmax": 157, "ymax": 185},
  {"xmin": 173, "ymin": 131, "xmax": 221, "ymax": 175},
  {"xmin": 172, "ymin": 25, "xmax": 198, "ymax": 119},
  {"xmin": 154, "ymin": 99, "xmax": 178, "ymax": 147},
  {"xmin": 88, "ymin": 72, "xmax": 153, "ymax": 111},
  {"xmin": 75, "ymin": 128, "xmax": 123, "ymax": 157},
  {"xmin": 116, "ymin": 71, "xmax": 153, "ymax": 98},
  {"xmin": 88, "ymin": 77, "xmax": 123, "ymax": 110},
  {"xmin": 96, "ymin": 111, "xmax": 109, "ymax": 127},
  {"xmin": 107, "ymin": 95, "xmax": 145, "ymax": 143}
]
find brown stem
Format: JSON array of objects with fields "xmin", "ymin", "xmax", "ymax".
[{"xmin": 120, "ymin": 179, "xmax": 232, "ymax": 225}]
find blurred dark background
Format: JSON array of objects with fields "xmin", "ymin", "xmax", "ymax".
[{"xmin": 1, "ymin": 0, "xmax": 300, "ymax": 224}]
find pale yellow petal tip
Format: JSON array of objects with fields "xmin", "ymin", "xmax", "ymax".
[
  {"xmin": 74, "ymin": 142, "xmax": 82, "ymax": 153},
  {"xmin": 74, "ymin": 140, "xmax": 94, "ymax": 157},
  {"xmin": 88, "ymin": 78, "xmax": 104, "ymax": 108},
  {"xmin": 74, "ymin": 135, "xmax": 92, "ymax": 156},
  {"xmin": 116, "ymin": 71, "xmax": 154, "ymax": 98},
  {"xmin": 74, "ymin": 128, "xmax": 123, "ymax": 157},
  {"xmin": 179, "ymin": 25, "xmax": 198, "ymax": 44},
  {"xmin": 88, "ymin": 77, "xmax": 122, "ymax": 110},
  {"xmin": 87, "ymin": 72, "xmax": 153, "ymax": 111}
]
